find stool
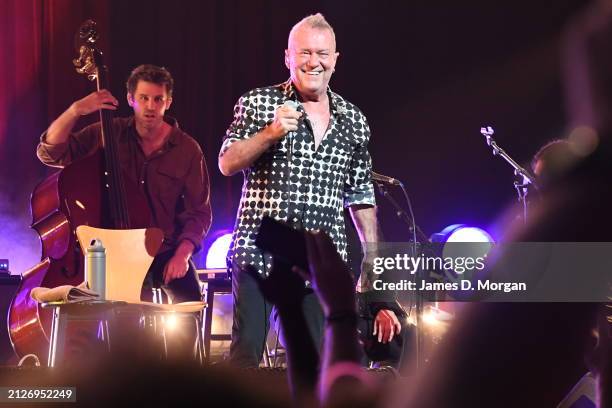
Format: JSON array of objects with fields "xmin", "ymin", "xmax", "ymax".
[
  {"xmin": 43, "ymin": 300, "xmax": 124, "ymax": 367},
  {"xmin": 43, "ymin": 300, "xmax": 205, "ymax": 367},
  {"xmin": 264, "ymin": 329, "xmax": 286, "ymax": 368},
  {"xmin": 141, "ymin": 307, "xmax": 205, "ymax": 365},
  {"xmin": 148, "ymin": 287, "xmax": 205, "ymax": 364},
  {"xmin": 201, "ymin": 278, "xmax": 232, "ymax": 362}
]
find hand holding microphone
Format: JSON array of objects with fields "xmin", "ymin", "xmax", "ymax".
[{"xmin": 268, "ymin": 100, "xmax": 302, "ymax": 141}]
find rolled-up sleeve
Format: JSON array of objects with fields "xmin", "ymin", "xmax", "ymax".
[
  {"xmin": 176, "ymin": 146, "xmax": 213, "ymax": 252},
  {"xmin": 219, "ymin": 92, "xmax": 261, "ymax": 156},
  {"xmin": 36, "ymin": 123, "xmax": 101, "ymax": 167},
  {"xmin": 344, "ymin": 112, "xmax": 376, "ymax": 208}
]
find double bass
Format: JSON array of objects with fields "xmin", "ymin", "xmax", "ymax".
[{"xmin": 8, "ymin": 20, "xmax": 151, "ymax": 360}]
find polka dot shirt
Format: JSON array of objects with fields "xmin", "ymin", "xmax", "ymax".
[{"xmin": 220, "ymin": 80, "xmax": 375, "ymax": 274}]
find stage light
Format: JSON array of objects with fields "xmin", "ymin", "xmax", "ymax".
[
  {"xmin": 421, "ymin": 308, "xmax": 441, "ymax": 327},
  {"xmin": 431, "ymin": 224, "xmax": 495, "ymax": 263},
  {"xmin": 408, "ymin": 305, "xmax": 453, "ymax": 340},
  {"xmin": 164, "ymin": 313, "xmax": 178, "ymax": 331},
  {"xmin": 205, "ymin": 232, "xmax": 233, "ymax": 269},
  {"xmin": 431, "ymin": 224, "xmax": 494, "ymax": 244},
  {"xmin": 430, "ymin": 224, "xmax": 495, "ymax": 292},
  {"xmin": 421, "ymin": 305, "xmax": 453, "ymax": 328},
  {"xmin": 447, "ymin": 227, "xmax": 493, "ymax": 243}
]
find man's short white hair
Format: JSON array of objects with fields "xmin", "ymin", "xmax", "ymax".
[{"xmin": 288, "ymin": 13, "xmax": 336, "ymax": 50}]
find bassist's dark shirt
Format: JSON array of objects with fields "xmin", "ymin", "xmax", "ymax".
[{"xmin": 37, "ymin": 116, "xmax": 212, "ymax": 252}]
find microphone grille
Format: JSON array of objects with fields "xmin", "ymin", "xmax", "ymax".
[{"xmin": 283, "ymin": 100, "xmax": 299, "ymax": 110}]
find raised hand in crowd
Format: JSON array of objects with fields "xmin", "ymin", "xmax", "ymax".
[
  {"xmin": 293, "ymin": 231, "xmax": 356, "ymax": 318},
  {"xmin": 246, "ymin": 260, "xmax": 319, "ymax": 402}
]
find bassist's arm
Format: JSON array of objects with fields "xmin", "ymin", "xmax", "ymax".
[
  {"xmin": 38, "ymin": 90, "xmax": 118, "ymax": 167},
  {"xmin": 46, "ymin": 90, "xmax": 118, "ymax": 145}
]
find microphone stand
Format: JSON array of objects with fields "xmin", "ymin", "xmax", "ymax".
[
  {"xmin": 374, "ymin": 182, "xmax": 429, "ymax": 244},
  {"xmin": 480, "ymin": 126, "xmax": 538, "ymax": 225},
  {"xmin": 374, "ymin": 180, "xmax": 427, "ymax": 370}
]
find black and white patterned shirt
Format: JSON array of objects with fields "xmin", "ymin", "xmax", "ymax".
[{"xmin": 221, "ymin": 80, "xmax": 375, "ymax": 274}]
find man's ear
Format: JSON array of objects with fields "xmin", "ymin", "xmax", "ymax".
[
  {"xmin": 284, "ymin": 49, "xmax": 290, "ymax": 70},
  {"xmin": 126, "ymin": 93, "xmax": 134, "ymax": 107},
  {"xmin": 332, "ymin": 51, "xmax": 340, "ymax": 72}
]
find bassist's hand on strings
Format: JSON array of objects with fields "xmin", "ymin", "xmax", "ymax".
[
  {"xmin": 45, "ymin": 90, "xmax": 119, "ymax": 145},
  {"xmin": 70, "ymin": 90, "xmax": 119, "ymax": 117}
]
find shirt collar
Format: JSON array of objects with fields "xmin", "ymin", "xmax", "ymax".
[
  {"xmin": 126, "ymin": 115, "xmax": 181, "ymax": 146},
  {"xmin": 281, "ymin": 79, "xmax": 348, "ymax": 117}
]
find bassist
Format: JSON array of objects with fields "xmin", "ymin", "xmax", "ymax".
[{"xmin": 36, "ymin": 64, "xmax": 212, "ymax": 303}]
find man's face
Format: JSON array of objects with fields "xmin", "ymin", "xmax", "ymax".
[
  {"xmin": 285, "ymin": 26, "xmax": 339, "ymax": 98},
  {"xmin": 127, "ymin": 80, "xmax": 172, "ymax": 131}
]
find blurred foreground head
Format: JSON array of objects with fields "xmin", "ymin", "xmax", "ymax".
[{"xmin": 564, "ymin": 0, "xmax": 612, "ymax": 136}]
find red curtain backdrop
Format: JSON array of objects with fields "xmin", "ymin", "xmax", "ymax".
[
  {"xmin": 0, "ymin": 0, "xmax": 43, "ymax": 185},
  {"xmin": 0, "ymin": 0, "xmax": 110, "ymax": 273}
]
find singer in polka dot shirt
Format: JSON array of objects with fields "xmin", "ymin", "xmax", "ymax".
[
  {"xmin": 219, "ymin": 13, "xmax": 378, "ymax": 368},
  {"xmin": 220, "ymin": 79, "xmax": 375, "ymax": 275}
]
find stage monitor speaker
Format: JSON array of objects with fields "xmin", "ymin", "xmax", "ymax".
[{"xmin": 0, "ymin": 274, "xmax": 21, "ymax": 365}]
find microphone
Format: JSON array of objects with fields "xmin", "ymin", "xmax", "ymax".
[
  {"xmin": 282, "ymin": 100, "xmax": 299, "ymax": 163},
  {"xmin": 283, "ymin": 100, "xmax": 299, "ymax": 110},
  {"xmin": 371, "ymin": 171, "xmax": 401, "ymax": 186}
]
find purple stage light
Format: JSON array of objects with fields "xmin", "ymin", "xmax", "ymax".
[
  {"xmin": 446, "ymin": 226, "xmax": 494, "ymax": 243},
  {"xmin": 0, "ymin": 209, "xmax": 40, "ymax": 275},
  {"xmin": 432, "ymin": 224, "xmax": 494, "ymax": 244},
  {"xmin": 430, "ymin": 224, "xmax": 495, "ymax": 290},
  {"xmin": 205, "ymin": 232, "xmax": 233, "ymax": 269}
]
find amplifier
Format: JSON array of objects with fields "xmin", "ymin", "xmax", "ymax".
[{"xmin": 0, "ymin": 274, "xmax": 21, "ymax": 365}]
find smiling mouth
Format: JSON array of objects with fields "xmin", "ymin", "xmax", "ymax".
[
  {"xmin": 144, "ymin": 114, "xmax": 155, "ymax": 119},
  {"xmin": 302, "ymin": 70, "xmax": 322, "ymax": 76}
]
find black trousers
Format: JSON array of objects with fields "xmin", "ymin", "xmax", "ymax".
[
  {"xmin": 141, "ymin": 249, "xmax": 202, "ymax": 303},
  {"xmin": 229, "ymin": 265, "xmax": 324, "ymax": 368},
  {"xmin": 358, "ymin": 316, "xmax": 413, "ymax": 370},
  {"xmin": 139, "ymin": 249, "xmax": 202, "ymax": 359}
]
